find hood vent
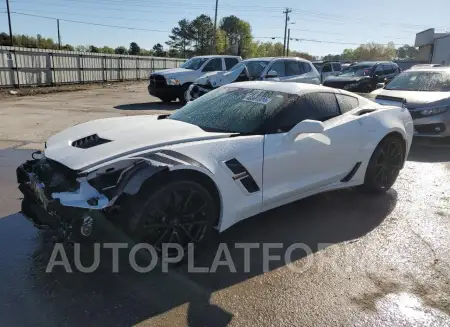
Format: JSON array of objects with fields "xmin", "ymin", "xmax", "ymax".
[{"xmin": 71, "ymin": 134, "xmax": 111, "ymax": 149}]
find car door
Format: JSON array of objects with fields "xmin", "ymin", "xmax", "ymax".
[
  {"xmin": 383, "ymin": 64, "xmax": 396, "ymax": 82},
  {"xmin": 262, "ymin": 91, "xmax": 363, "ymax": 208},
  {"xmin": 201, "ymin": 58, "xmax": 224, "ymax": 73},
  {"xmin": 284, "ymin": 61, "xmax": 320, "ymax": 84},
  {"xmin": 332, "ymin": 62, "xmax": 342, "ymax": 76},
  {"xmin": 264, "ymin": 60, "xmax": 286, "ymax": 81},
  {"xmin": 321, "ymin": 63, "xmax": 333, "ymax": 82}
]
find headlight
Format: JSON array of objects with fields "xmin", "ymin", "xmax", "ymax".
[
  {"xmin": 344, "ymin": 83, "xmax": 359, "ymax": 90},
  {"xmin": 419, "ymin": 106, "xmax": 449, "ymax": 116},
  {"xmin": 166, "ymin": 78, "xmax": 180, "ymax": 86}
]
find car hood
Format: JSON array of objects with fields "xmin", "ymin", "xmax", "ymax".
[
  {"xmin": 195, "ymin": 66, "xmax": 245, "ymax": 87},
  {"xmin": 324, "ymin": 76, "xmax": 369, "ymax": 83},
  {"xmin": 370, "ymin": 89, "xmax": 450, "ymax": 109},
  {"xmin": 45, "ymin": 116, "xmax": 232, "ymax": 171},
  {"xmin": 152, "ymin": 68, "xmax": 193, "ymax": 78}
]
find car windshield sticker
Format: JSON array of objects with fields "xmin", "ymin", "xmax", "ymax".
[{"xmin": 243, "ymin": 90, "xmax": 272, "ymax": 104}]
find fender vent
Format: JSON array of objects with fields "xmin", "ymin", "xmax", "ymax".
[{"xmin": 71, "ymin": 134, "xmax": 111, "ymax": 149}]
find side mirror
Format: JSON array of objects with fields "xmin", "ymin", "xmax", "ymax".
[
  {"xmin": 285, "ymin": 120, "xmax": 325, "ymax": 141},
  {"xmin": 266, "ymin": 70, "xmax": 278, "ymax": 78},
  {"xmin": 376, "ymin": 82, "xmax": 385, "ymax": 89}
]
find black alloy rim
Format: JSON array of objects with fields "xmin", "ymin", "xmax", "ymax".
[
  {"xmin": 140, "ymin": 187, "xmax": 209, "ymax": 252},
  {"xmin": 373, "ymin": 141, "xmax": 402, "ymax": 189}
]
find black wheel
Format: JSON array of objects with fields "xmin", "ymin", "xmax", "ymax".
[
  {"xmin": 160, "ymin": 97, "xmax": 174, "ymax": 103},
  {"xmin": 125, "ymin": 180, "xmax": 217, "ymax": 256},
  {"xmin": 363, "ymin": 135, "xmax": 404, "ymax": 193}
]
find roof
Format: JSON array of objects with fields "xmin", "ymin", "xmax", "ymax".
[
  {"xmin": 230, "ymin": 81, "xmax": 334, "ymax": 94},
  {"xmin": 406, "ymin": 66, "xmax": 450, "ymax": 72},
  {"xmin": 243, "ymin": 57, "xmax": 313, "ymax": 63},
  {"xmin": 194, "ymin": 55, "xmax": 241, "ymax": 59}
]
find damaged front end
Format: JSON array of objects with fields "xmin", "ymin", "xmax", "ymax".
[{"xmin": 17, "ymin": 153, "xmax": 167, "ymax": 243}]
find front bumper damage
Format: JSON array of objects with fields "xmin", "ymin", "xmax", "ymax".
[
  {"xmin": 188, "ymin": 83, "xmax": 215, "ymax": 101},
  {"xmin": 17, "ymin": 155, "xmax": 167, "ymax": 242}
]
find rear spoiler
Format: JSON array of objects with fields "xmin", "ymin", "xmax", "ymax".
[{"xmin": 355, "ymin": 93, "xmax": 407, "ymax": 108}]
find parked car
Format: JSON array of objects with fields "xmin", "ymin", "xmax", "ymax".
[
  {"xmin": 312, "ymin": 61, "xmax": 342, "ymax": 82},
  {"xmin": 323, "ymin": 61, "xmax": 401, "ymax": 93},
  {"xmin": 17, "ymin": 82, "xmax": 413, "ymax": 254},
  {"xmin": 410, "ymin": 64, "xmax": 443, "ymax": 70},
  {"xmin": 188, "ymin": 57, "xmax": 320, "ymax": 101},
  {"xmin": 148, "ymin": 55, "xmax": 242, "ymax": 103},
  {"xmin": 371, "ymin": 67, "xmax": 450, "ymax": 138}
]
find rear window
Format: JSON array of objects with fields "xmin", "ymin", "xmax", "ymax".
[{"xmin": 336, "ymin": 94, "xmax": 359, "ymax": 113}]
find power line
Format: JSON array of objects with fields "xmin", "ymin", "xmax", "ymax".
[{"xmin": 10, "ymin": 11, "xmax": 171, "ymax": 32}]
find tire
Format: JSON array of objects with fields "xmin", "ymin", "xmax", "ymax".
[
  {"xmin": 179, "ymin": 83, "xmax": 192, "ymax": 105},
  {"xmin": 160, "ymin": 97, "xmax": 174, "ymax": 103},
  {"xmin": 123, "ymin": 179, "xmax": 218, "ymax": 257},
  {"xmin": 363, "ymin": 135, "xmax": 404, "ymax": 193}
]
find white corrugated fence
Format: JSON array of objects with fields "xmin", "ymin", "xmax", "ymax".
[{"xmin": 0, "ymin": 46, "xmax": 185, "ymax": 87}]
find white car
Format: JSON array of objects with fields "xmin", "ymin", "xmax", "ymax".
[
  {"xmin": 148, "ymin": 55, "xmax": 241, "ymax": 103},
  {"xmin": 188, "ymin": 57, "xmax": 321, "ymax": 101},
  {"xmin": 18, "ymin": 82, "xmax": 413, "ymax": 254}
]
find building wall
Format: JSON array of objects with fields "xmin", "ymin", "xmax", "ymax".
[
  {"xmin": 432, "ymin": 35, "xmax": 450, "ymax": 65},
  {"xmin": 0, "ymin": 46, "xmax": 185, "ymax": 87},
  {"xmin": 416, "ymin": 45, "xmax": 433, "ymax": 62}
]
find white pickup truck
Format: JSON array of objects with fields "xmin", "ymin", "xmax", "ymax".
[{"xmin": 148, "ymin": 55, "xmax": 242, "ymax": 103}]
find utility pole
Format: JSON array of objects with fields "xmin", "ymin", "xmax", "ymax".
[
  {"xmin": 6, "ymin": 0, "xmax": 13, "ymax": 46},
  {"xmin": 286, "ymin": 28, "xmax": 290, "ymax": 56},
  {"xmin": 57, "ymin": 19, "xmax": 61, "ymax": 50},
  {"xmin": 283, "ymin": 8, "xmax": 291, "ymax": 56},
  {"xmin": 213, "ymin": 0, "xmax": 218, "ymax": 54}
]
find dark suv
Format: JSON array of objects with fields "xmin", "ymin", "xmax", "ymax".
[{"xmin": 323, "ymin": 61, "xmax": 401, "ymax": 93}]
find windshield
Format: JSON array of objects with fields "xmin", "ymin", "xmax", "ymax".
[
  {"xmin": 169, "ymin": 86, "xmax": 297, "ymax": 133},
  {"xmin": 385, "ymin": 71, "xmax": 450, "ymax": 91},
  {"xmin": 338, "ymin": 64, "xmax": 374, "ymax": 77},
  {"xmin": 180, "ymin": 57, "xmax": 208, "ymax": 70},
  {"xmin": 229, "ymin": 60, "xmax": 270, "ymax": 78}
]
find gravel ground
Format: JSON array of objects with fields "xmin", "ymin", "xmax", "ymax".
[{"xmin": 0, "ymin": 84, "xmax": 449, "ymax": 327}]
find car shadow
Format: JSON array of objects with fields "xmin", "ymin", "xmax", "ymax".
[
  {"xmin": 114, "ymin": 102, "xmax": 182, "ymax": 111},
  {"xmin": 408, "ymin": 141, "xmax": 450, "ymax": 163},
  {"xmin": 0, "ymin": 185, "xmax": 397, "ymax": 327}
]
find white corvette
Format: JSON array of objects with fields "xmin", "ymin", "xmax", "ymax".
[{"xmin": 17, "ymin": 82, "xmax": 413, "ymax": 252}]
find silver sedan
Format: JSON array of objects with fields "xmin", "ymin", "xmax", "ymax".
[{"xmin": 371, "ymin": 67, "xmax": 450, "ymax": 138}]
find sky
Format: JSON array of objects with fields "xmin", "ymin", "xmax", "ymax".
[{"xmin": 0, "ymin": 0, "xmax": 449, "ymax": 57}]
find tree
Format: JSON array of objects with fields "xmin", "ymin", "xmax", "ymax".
[
  {"xmin": 166, "ymin": 19, "xmax": 192, "ymax": 58},
  {"xmin": 129, "ymin": 42, "xmax": 141, "ymax": 55},
  {"xmin": 152, "ymin": 43, "xmax": 166, "ymax": 57},
  {"xmin": 99, "ymin": 46, "xmax": 114, "ymax": 54},
  {"xmin": 75, "ymin": 45, "xmax": 88, "ymax": 52},
  {"xmin": 88, "ymin": 45, "xmax": 100, "ymax": 53},
  {"xmin": 0, "ymin": 32, "xmax": 11, "ymax": 46},
  {"xmin": 397, "ymin": 44, "xmax": 419, "ymax": 59},
  {"xmin": 190, "ymin": 14, "xmax": 214, "ymax": 55},
  {"xmin": 114, "ymin": 46, "xmax": 128, "ymax": 54},
  {"xmin": 61, "ymin": 44, "xmax": 74, "ymax": 51},
  {"xmin": 219, "ymin": 16, "xmax": 252, "ymax": 57}
]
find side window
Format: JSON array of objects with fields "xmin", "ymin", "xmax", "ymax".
[
  {"xmin": 268, "ymin": 61, "xmax": 286, "ymax": 77},
  {"xmin": 383, "ymin": 64, "xmax": 395, "ymax": 74},
  {"xmin": 301, "ymin": 62, "xmax": 312, "ymax": 73},
  {"xmin": 202, "ymin": 58, "xmax": 223, "ymax": 72},
  {"xmin": 307, "ymin": 92, "xmax": 340, "ymax": 121},
  {"xmin": 286, "ymin": 61, "xmax": 302, "ymax": 76},
  {"xmin": 268, "ymin": 92, "xmax": 340, "ymax": 133},
  {"xmin": 332, "ymin": 63, "xmax": 342, "ymax": 72},
  {"xmin": 225, "ymin": 58, "xmax": 239, "ymax": 70},
  {"xmin": 336, "ymin": 94, "xmax": 359, "ymax": 113},
  {"xmin": 374, "ymin": 64, "xmax": 384, "ymax": 75},
  {"xmin": 322, "ymin": 63, "xmax": 332, "ymax": 73}
]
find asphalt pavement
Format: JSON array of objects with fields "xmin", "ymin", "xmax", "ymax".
[{"xmin": 0, "ymin": 143, "xmax": 449, "ymax": 327}]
